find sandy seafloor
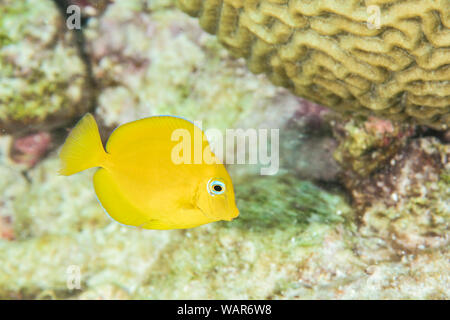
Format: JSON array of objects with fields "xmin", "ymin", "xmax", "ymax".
[{"xmin": 0, "ymin": 0, "xmax": 448, "ymax": 299}]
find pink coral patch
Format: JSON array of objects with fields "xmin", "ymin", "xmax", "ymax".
[{"xmin": 11, "ymin": 132, "xmax": 52, "ymax": 168}]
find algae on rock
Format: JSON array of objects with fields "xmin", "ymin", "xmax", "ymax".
[
  {"xmin": 0, "ymin": 157, "xmax": 172, "ymax": 299},
  {"xmin": 332, "ymin": 117, "xmax": 449, "ymax": 252},
  {"xmin": 0, "ymin": 0, "xmax": 93, "ymax": 134}
]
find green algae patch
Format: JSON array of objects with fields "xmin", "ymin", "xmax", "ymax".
[{"xmin": 232, "ymin": 175, "xmax": 349, "ymax": 234}]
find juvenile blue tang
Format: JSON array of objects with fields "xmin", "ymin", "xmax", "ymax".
[{"xmin": 59, "ymin": 113, "xmax": 239, "ymax": 229}]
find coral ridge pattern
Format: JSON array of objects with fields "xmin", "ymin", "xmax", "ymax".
[{"xmin": 177, "ymin": 0, "xmax": 450, "ymax": 128}]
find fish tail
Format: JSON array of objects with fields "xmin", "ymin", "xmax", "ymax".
[{"xmin": 59, "ymin": 113, "xmax": 107, "ymax": 176}]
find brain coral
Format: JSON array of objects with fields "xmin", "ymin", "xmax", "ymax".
[{"xmin": 177, "ymin": 0, "xmax": 450, "ymax": 129}]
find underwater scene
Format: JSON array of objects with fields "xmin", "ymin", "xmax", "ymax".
[{"xmin": 0, "ymin": 0, "xmax": 449, "ymax": 300}]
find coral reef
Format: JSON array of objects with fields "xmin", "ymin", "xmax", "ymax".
[
  {"xmin": 0, "ymin": 0, "xmax": 448, "ymax": 300},
  {"xmin": 358, "ymin": 138, "xmax": 448, "ymax": 251},
  {"xmin": 177, "ymin": 0, "xmax": 450, "ymax": 129},
  {"xmin": 0, "ymin": 0, "xmax": 93, "ymax": 134},
  {"xmin": 0, "ymin": 155, "xmax": 448, "ymax": 299},
  {"xmin": 332, "ymin": 118, "xmax": 449, "ymax": 252},
  {"xmin": 332, "ymin": 117, "xmax": 415, "ymax": 177}
]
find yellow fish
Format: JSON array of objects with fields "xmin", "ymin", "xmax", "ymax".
[{"xmin": 59, "ymin": 113, "xmax": 239, "ymax": 230}]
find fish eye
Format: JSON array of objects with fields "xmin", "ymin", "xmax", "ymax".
[{"xmin": 208, "ymin": 179, "xmax": 226, "ymax": 196}]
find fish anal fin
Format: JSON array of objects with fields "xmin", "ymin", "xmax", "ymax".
[
  {"xmin": 93, "ymin": 168, "xmax": 149, "ymax": 227},
  {"xmin": 139, "ymin": 220, "xmax": 173, "ymax": 230}
]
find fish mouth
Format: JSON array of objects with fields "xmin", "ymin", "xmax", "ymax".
[
  {"xmin": 224, "ymin": 208, "xmax": 240, "ymax": 221},
  {"xmin": 196, "ymin": 201, "xmax": 239, "ymax": 222}
]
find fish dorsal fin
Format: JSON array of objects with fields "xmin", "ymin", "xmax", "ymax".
[{"xmin": 105, "ymin": 115, "xmax": 205, "ymax": 154}]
